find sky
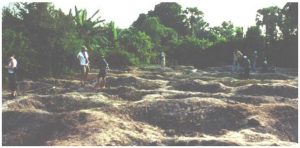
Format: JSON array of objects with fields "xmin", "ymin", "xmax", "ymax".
[{"xmin": 0, "ymin": 0, "xmax": 291, "ymax": 30}]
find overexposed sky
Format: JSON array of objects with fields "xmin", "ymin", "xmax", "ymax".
[{"xmin": 1, "ymin": 0, "xmax": 290, "ymax": 29}]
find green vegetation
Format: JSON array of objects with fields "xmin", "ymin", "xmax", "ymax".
[{"xmin": 2, "ymin": 2, "xmax": 298, "ymax": 82}]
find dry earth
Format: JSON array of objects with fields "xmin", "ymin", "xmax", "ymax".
[{"xmin": 2, "ymin": 66, "xmax": 298, "ymax": 146}]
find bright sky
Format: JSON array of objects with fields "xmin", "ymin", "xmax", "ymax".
[{"xmin": 1, "ymin": 0, "xmax": 290, "ymax": 30}]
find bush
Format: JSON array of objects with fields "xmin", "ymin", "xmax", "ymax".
[
  {"xmin": 106, "ymin": 50, "xmax": 139, "ymax": 68},
  {"xmin": 170, "ymin": 37, "xmax": 210, "ymax": 66}
]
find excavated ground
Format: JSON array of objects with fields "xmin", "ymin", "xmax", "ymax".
[{"xmin": 2, "ymin": 66, "xmax": 298, "ymax": 146}]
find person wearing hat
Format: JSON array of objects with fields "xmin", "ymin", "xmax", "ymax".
[
  {"xmin": 232, "ymin": 49, "xmax": 243, "ymax": 73},
  {"xmin": 77, "ymin": 46, "xmax": 90, "ymax": 86},
  {"xmin": 95, "ymin": 55, "xmax": 109, "ymax": 90}
]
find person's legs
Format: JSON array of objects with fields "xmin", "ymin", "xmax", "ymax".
[
  {"xmin": 98, "ymin": 77, "xmax": 103, "ymax": 88},
  {"xmin": 232, "ymin": 60, "xmax": 237, "ymax": 72},
  {"xmin": 245, "ymin": 67, "xmax": 250, "ymax": 79},
  {"xmin": 84, "ymin": 65, "xmax": 90, "ymax": 85},
  {"xmin": 161, "ymin": 60, "xmax": 166, "ymax": 71},
  {"xmin": 8, "ymin": 73, "xmax": 17, "ymax": 98},
  {"xmin": 232, "ymin": 60, "xmax": 235, "ymax": 72},
  {"xmin": 99, "ymin": 69, "xmax": 107, "ymax": 88},
  {"xmin": 95, "ymin": 74, "xmax": 100, "ymax": 89},
  {"xmin": 80, "ymin": 66, "xmax": 85, "ymax": 86},
  {"xmin": 102, "ymin": 77, "xmax": 106, "ymax": 88},
  {"xmin": 252, "ymin": 60, "xmax": 256, "ymax": 72},
  {"xmin": 12, "ymin": 73, "xmax": 17, "ymax": 97}
]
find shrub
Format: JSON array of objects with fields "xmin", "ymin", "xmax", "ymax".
[{"xmin": 106, "ymin": 50, "xmax": 139, "ymax": 68}]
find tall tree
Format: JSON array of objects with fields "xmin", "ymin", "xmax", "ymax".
[
  {"xmin": 245, "ymin": 26, "xmax": 264, "ymax": 58},
  {"xmin": 256, "ymin": 6, "xmax": 283, "ymax": 65},
  {"xmin": 148, "ymin": 2, "xmax": 189, "ymax": 36},
  {"xmin": 132, "ymin": 13, "xmax": 178, "ymax": 51},
  {"xmin": 183, "ymin": 7, "xmax": 208, "ymax": 37},
  {"xmin": 209, "ymin": 21, "xmax": 237, "ymax": 42},
  {"xmin": 245, "ymin": 26, "xmax": 263, "ymax": 48},
  {"xmin": 279, "ymin": 2, "xmax": 298, "ymax": 38},
  {"xmin": 256, "ymin": 6, "xmax": 282, "ymax": 44}
]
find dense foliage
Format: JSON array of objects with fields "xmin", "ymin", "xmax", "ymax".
[{"xmin": 2, "ymin": 2, "xmax": 298, "ymax": 82}]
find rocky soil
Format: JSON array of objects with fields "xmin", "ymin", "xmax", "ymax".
[{"xmin": 2, "ymin": 66, "xmax": 298, "ymax": 146}]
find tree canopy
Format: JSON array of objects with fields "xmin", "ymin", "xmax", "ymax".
[{"xmin": 2, "ymin": 2, "xmax": 298, "ymax": 82}]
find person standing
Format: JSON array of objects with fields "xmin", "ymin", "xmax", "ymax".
[
  {"xmin": 251, "ymin": 50, "xmax": 258, "ymax": 72},
  {"xmin": 95, "ymin": 55, "xmax": 109, "ymax": 90},
  {"xmin": 262, "ymin": 57, "xmax": 269, "ymax": 73},
  {"xmin": 232, "ymin": 49, "xmax": 243, "ymax": 73},
  {"xmin": 160, "ymin": 51, "xmax": 166, "ymax": 71},
  {"xmin": 5, "ymin": 53, "xmax": 18, "ymax": 98},
  {"xmin": 77, "ymin": 46, "xmax": 90, "ymax": 86},
  {"xmin": 232, "ymin": 50, "xmax": 239, "ymax": 73},
  {"xmin": 240, "ymin": 55, "xmax": 251, "ymax": 79}
]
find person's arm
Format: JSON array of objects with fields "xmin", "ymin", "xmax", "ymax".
[
  {"xmin": 104, "ymin": 59, "xmax": 109, "ymax": 69},
  {"xmin": 5, "ymin": 59, "xmax": 12, "ymax": 69},
  {"xmin": 77, "ymin": 52, "xmax": 80, "ymax": 59},
  {"xmin": 85, "ymin": 52, "xmax": 90, "ymax": 65}
]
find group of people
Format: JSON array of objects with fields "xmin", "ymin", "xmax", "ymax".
[
  {"xmin": 5, "ymin": 46, "xmax": 110, "ymax": 99},
  {"xmin": 77, "ymin": 46, "xmax": 109, "ymax": 90},
  {"xmin": 232, "ymin": 48, "xmax": 268, "ymax": 79},
  {"xmin": 6, "ymin": 46, "xmax": 270, "ymax": 98}
]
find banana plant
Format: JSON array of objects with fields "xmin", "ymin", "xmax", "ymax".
[
  {"xmin": 108, "ymin": 21, "xmax": 119, "ymax": 49},
  {"xmin": 73, "ymin": 6, "xmax": 105, "ymax": 50}
]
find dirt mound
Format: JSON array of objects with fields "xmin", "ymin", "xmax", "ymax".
[
  {"xmin": 164, "ymin": 138, "xmax": 239, "ymax": 146},
  {"xmin": 251, "ymin": 73, "xmax": 294, "ymax": 80},
  {"xmin": 4, "ymin": 93, "xmax": 114, "ymax": 112},
  {"xmin": 130, "ymin": 98, "xmax": 251, "ymax": 135},
  {"xmin": 107, "ymin": 76, "xmax": 163, "ymax": 90},
  {"xmin": 2, "ymin": 66, "xmax": 298, "ymax": 146},
  {"xmin": 47, "ymin": 110, "xmax": 165, "ymax": 146},
  {"xmin": 16, "ymin": 80, "xmax": 75, "ymax": 95},
  {"xmin": 102, "ymin": 86, "xmax": 153, "ymax": 101},
  {"xmin": 2, "ymin": 100, "xmax": 165, "ymax": 146},
  {"xmin": 228, "ymin": 95, "xmax": 278, "ymax": 105},
  {"xmin": 17, "ymin": 81, "xmax": 49, "ymax": 90},
  {"xmin": 169, "ymin": 80, "xmax": 231, "ymax": 93},
  {"xmin": 41, "ymin": 78, "xmax": 80, "ymax": 87},
  {"xmin": 17, "ymin": 81, "xmax": 55, "ymax": 94},
  {"xmin": 2, "ymin": 110, "xmax": 62, "ymax": 146},
  {"xmin": 236, "ymin": 84, "xmax": 298, "ymax": 98},
  {"xmin": 267, "ymin": 105, "xmax": 298, "ymax": 142}
]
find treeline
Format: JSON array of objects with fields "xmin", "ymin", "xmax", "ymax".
[{"xmin": 2, "ymin": 2, "xmax": 298, "ymax": 80}]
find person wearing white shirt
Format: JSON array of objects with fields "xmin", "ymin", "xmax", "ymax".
[
  {"xmin": 5, "ymin": 53, "xmax": 18, "ymax": 98},
  {"xmin": 77, "ymin": 46, "xmax": 90, "ymax": 86}
]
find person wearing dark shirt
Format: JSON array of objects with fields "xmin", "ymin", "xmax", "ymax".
[
  {"xmin": 240, "ymin": 56, "xmax": 251, "ymax": 79},
  {"xmin": 95, "ymin": 55, "xmax": 109, "ymax": 90},
  {"xmin": 251, "ymin": 50, "xmax": 258, "ymax": 72}
]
